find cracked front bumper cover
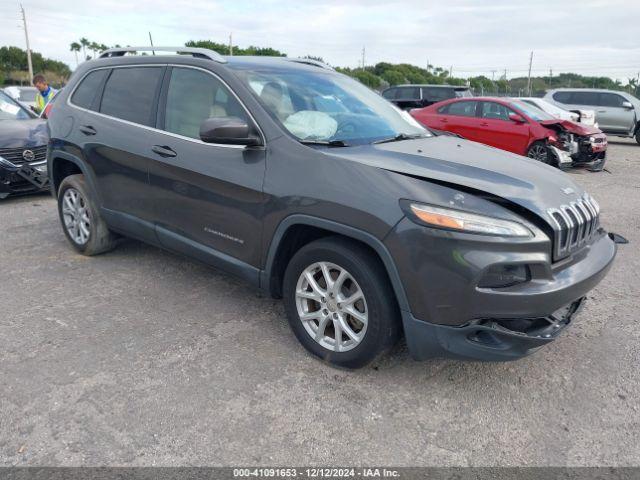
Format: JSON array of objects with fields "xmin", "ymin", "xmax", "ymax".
[{"xmin": 402, "ymin": 298, "xmax": 585, "ymax": 361}]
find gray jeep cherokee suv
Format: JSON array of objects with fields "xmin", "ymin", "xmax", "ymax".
[{"xmin": 46, "ymin": 47, "xmax": 617, "ymax": 368}]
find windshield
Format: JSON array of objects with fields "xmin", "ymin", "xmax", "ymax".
[
  {"xmin": 0, "ymin": 91, "xmax": 31, "ymax": 120},
  {"xmin": 510, "ymin": 100, "xmax": 555, "ymax": 121},
  {"xmin": 233, "ymin": 67, "xmax": 429, "ymax": 145},
  {"xmin": 18, "ymin": 88, "xmax": 38, "ymax": 102}
]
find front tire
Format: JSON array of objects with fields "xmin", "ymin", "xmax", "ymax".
[
  {"xmin": 635, "ymin": 128, "xmax": 640, "ymax": 145},
  {"xmin": 527, "ymin": 141, "xmax": 553, "ymax": 165},
  {"xmin": 57, "ymin": 174, "xmax": 117, "ymax": 256},
  {"xmin": 282, "ymin": 237, "xmax": 400, "ymax": 368}
]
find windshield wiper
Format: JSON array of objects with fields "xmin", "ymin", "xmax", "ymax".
[
  {"xmin": 299, "ymin": 139, "xmax": 349, "ymax": 147},
  {"xmin": 372, "ymin": 133, "xmax": 429, "ymax": 144}
]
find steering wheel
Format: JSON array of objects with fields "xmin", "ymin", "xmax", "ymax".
[{"xmin": 333, "ymin": 120, "xmax": 358, "ymax": 139}]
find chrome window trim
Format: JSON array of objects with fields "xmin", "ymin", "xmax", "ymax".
[{"xmin": 66, "ymin": 64, "xmax": 266, "ymax": 150}]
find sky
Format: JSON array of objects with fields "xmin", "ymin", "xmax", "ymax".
[{"xmin": 2, "ymin": 0, "xmax": 640, "ymax": 81}]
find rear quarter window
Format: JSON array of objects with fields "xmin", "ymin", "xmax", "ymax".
[
  {"xmin": 396, "ymin": 87, "xmax": 420, "ymax": 100},
  {"xmin": 552, "ymin": 91, "xmax": 573, "ymax": 104},
  {"xmin": 382, "ymin": 88, "xmax": 396, "ymax": 100},
  {"xmin": 99, "ymin": 67, "xmax": 164, "ymax": 126},
  {"xmin": 70, "ymin": 69, "xmax": 110, "ymax": 110}
]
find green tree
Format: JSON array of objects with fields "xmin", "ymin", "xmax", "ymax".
[{"xmin": 381, "ymin": 69, "xmax": 405, "ymax": 86}]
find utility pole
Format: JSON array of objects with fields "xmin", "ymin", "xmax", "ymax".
[
  {"xmin": 449, "ymin": 65, "xmax": 453, "ymax": 78},
  {"xmin": 549, "ymin": 68, "xmax": 553, "ymax": 88},
  {"xmin": 148, "ymin": 32, "xmax": 155, "ymax": 55},
  {"xmin": 229, "ymin": 33, "xmax": 233, "ymax": 56},
  {"xmin": 20, "ymin": 4, "xmax": 33, "ymax": 85},
  {"xmin": 491, "ymin": 70, "xmax": 496, "ymax": 81},
  {"xmin": 361, "ymin": 46, "xmax": 365, "ymax": 70},
  {"xmin": 526, "ymin": 51, "xmax": 533, "ymax": 96}
]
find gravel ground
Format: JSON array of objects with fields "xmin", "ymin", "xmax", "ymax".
[{"xmin": 0, "ymin": 139, "xmax": 639, "ymax": 467}]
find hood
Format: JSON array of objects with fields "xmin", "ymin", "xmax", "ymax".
[
  {"xmin": 0, "ymin": 119, "xmax": 48, "ymax": 149},
  {"xmin": 539, "ymin": 119, "xmax": 602, "ymax": 136},
  {"xmin": 329, "ymin": 136, "xmax": 587, "ymax": 221}
]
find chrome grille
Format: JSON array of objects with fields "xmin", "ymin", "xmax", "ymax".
[
  {"xmin": 548, "ymin": 194, "xmax": 600, "ymax": 260},
  {"xmin": 0, "ymin": 145, "xmax": 47, "ymax": 166}
]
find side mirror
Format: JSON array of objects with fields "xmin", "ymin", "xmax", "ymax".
[
  {"xmin": 199, "ymin": 117, "xmax": 262, "ymax": 146},
  {"xmin": 509, "ymin": 113, "xmax": 526, "ymax": 123},
  {"xmin": 621, "ymin": 101, "xmax": 634, "ymax": 109}
]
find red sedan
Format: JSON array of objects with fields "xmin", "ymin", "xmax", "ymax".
[{"xmin": 410, "ymin": 97, "xmax": 607, "ymax": 170}]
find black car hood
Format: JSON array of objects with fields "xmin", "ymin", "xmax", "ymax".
[
  {"xmin": 329, "ymin": 136, "xmax": 587, "ymax": 219},
  {"xmin": 0, "ymin": 119, "xmax": 48, "ymax": 149}
]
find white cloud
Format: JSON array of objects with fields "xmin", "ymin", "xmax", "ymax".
[{"xmin": 3, "ymin": 0, "xmax": 639, "ymax": 81}]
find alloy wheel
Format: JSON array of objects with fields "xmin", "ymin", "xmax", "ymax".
[
  {"xmin": 295, "ymin": 261, "xmax": 368, "ymax": 352},
  {"xmin": 61, "ymin": 187, "xmax": 91, "ymax": 245},
  {"xmin": 528, "ymin": 144, "xmax": 548, "ymax": 162}
]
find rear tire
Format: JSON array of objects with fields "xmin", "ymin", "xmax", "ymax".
[
  {"xmin": 635, "ymin": 128, "xmax": 640, "ymax": 145},
  {"xmin": 57, "ymin": 174, "xmax": 117, "ymax": 256},
  {"xmin": 527, "ymin": 141, "xmax": 553, "ymax": 165},
  {"xmin": 282, "ymin": 236, "xmax": 400, "ymax": 369}
]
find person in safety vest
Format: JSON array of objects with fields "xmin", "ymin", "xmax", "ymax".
[{"xmin": 33, "ymin": 74, "xmax": 57, "ymax": 114}]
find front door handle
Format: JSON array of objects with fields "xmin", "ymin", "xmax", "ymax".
[
  {"xmin": 79, "ymin": 125, "xmax": 97, "ymax": 136},
  {"xmin": 439, "ymin": 118, "xmax": 448, "ymax": 123},
  {"xmin": 480, "ymin": 122, "xmax": 489, "ymax": 127},
  {"xmin": 151, "ymin": 145, "xmax": 177, "ymax": 158}
]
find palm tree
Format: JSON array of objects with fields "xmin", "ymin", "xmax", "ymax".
[
  {"xmin": 70, "ymin": 42, "xmax": 81, "ymax": 66},
  {"xmin": 79, "ymin": 37, "xmax": 89, "ymax": 61},
  {"xmin": 90, "ymin": 42, "xmax": 101, "ymax": 59}
]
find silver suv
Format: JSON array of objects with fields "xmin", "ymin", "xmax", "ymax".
[{"xmin": 544, "ymin": 88, "xmax": 640, "ymax": 144}]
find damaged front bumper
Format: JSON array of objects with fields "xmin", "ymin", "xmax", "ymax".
[
  {"xmin": 550, "ymin": 133, "xmax": 608, "ymax": 172},
  {"xmin": 0, "ymin": 159, "xmax": 49, "ymax": 199},
  {"xmin": 402, "ymin": 298, "xmax": 585, "ymax": 361}
]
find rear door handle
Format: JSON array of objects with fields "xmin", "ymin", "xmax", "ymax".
[
  {"xmin": 480, "ymin": 122, "xmax": 489, "ymax": 127},
  {"xmin": 151, "ymin": 145, "xmax": 177, "ymax": 158},
  {"xmin": 79, "ymin": 125, "xmax": 97, "ymax": 136}
]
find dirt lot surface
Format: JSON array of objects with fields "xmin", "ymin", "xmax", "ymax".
[{"xmin": 1, "ymin": 139, "xmax": 638, "ymax": 466}]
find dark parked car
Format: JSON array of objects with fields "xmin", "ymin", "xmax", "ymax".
[
  {"xmin": 382, "ymin": 84, "xmax": 472, "ymax": 110},
  {"xmin": 0, "ymin": 90, "xmax": 49, "ymax": 199},
  {"xmin": 47, "ymin": 47, "xmax": 618, "ymax": 367}
]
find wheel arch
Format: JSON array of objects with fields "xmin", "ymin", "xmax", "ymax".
[
  {"xmin": 49, "ymin": 152, "xmax": 101, "ymax": 203},
  {"xmin": 260, "ymin": 215, "xmax": 410, "ymax": 312}
]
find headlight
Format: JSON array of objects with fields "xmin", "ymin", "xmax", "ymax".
[{"xmin": 406, "ymin": 203, "xmax": 532, "ymax": 238}]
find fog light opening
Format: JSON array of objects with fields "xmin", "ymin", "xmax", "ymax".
[{"xmin": 478, "ymin": 264, "xmax": 530, "ymax": 289}]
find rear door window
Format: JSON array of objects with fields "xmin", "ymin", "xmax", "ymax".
[
  {"xmin": 99, "ymin": 67, "xmax": 164, "ymax": 126},
  {"xmin": 71, "ymin": 69, "xmax": 109, "ymax": 110},
  {"xmin": 423, "ymin": 87, "xmax": 454, "ymax": 102},
  {"xmin": 567, "ymin": 91, "xmax": 599, "ymax": 106},
  {"xmin": 443, "ymin": 101, "xmax": 478, "ymax": 117}
]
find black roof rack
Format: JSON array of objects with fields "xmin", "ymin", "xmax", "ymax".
[{"xmin": 99, "ymin": 46, "xmax": 227, "ymax": 64}]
